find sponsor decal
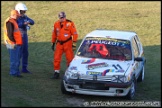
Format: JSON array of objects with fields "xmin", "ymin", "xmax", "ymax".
[
  {"xmin": 86, "ymin": 71, "xmax": 102, "ymax": 76},
  {"xmin": 56, "ymin": 28, "xmax": 59, "ymax": 36},
  {"xmin": 112, "ymin": 64, "xmax": 118, "ymax": 69},
  {"xmin": 117, "ymin": 64, "xmax": 122, "ymax": 69},
  {"xmin": 66, "ymin": 23, "xmax": 70, "ymax": 27},
  {"xmin": 64, "ymin": 33, "xmax": 68, "ymax": 37},
  {"xmin": 112, "ymin": 64, "xmax": 125, "ymax": 73},
  {"xmin": 81, "ymin": 58, "xmax": 95, "ymax": 64},
  {"xmin": 101, "ymin": 64, "xmax": 125, "ymax": 76},
  {"xmin": 85, "ymin": 37, "xmax": 130, "ymax": 46},
  {"xmin": 115, "ymin": 69, "xmax": 125, "ymax": 72},
  {"xmin": 102, "ymin": 69, "xmax": 115, "ymax": 76},
  {"xmin": 70, "ymin": 66, "xmax": 77, "ymax": 70},
  {"xmin": 87, "ymin": 62, "xmax": 108, "ymax": 70}
]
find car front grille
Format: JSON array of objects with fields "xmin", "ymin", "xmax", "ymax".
[
  {"xmin": 79, "ymin": 81, "xmax": 109, "ymax": 90},
  {"xmin": 79, "ymin": 75, "xmax": 112, "ymax": 82}
]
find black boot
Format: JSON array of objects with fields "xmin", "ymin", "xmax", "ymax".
[{"xmin": 51, "ymin": 72, "xmax": 59, "ymax": 79}]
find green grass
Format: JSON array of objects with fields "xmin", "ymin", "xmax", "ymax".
[{"xmin": 1, "ymin": 1, "xmax": 161, "ymax": 107}]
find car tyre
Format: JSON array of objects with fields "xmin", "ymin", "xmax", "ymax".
[
  {"xmin": 126, "ymin": 76, "xmax": 136, "ymax": 100},
  {"xmin": 137, "ymin": 66, "xmax": 144, "ymax": 82},
  {"xmin": 61, "ymin": 79, "xmax": 70, "ymax": 94}
]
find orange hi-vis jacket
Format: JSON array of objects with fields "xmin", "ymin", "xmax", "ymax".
[
  {"xmin": 4, "ymin": 17, "xmax": 22, "ymax": 45},
  {"xmin": 52, "ymin": 19, "xmax": 78, "ymax": 43}
]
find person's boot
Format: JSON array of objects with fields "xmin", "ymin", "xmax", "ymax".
[
  {"xmin": 51, "ymin": 70, "xmax": 60, "ymax": 79},
  {"xmin": 22, "ymin": 68, "xmax": 32, "ymax": 74}
]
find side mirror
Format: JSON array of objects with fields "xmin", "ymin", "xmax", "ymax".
[{"xmin": 134, "ymin": 57, "xmax": 146, "ymax": 64}]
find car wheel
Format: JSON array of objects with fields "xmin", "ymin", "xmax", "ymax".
[
  {"xmin": 61, "ymin": 79, "xmax": 70, "ymax": 94},
  {"xmin": 126, "ymin": 76, "xmax": 136, "ymax": 100},
  {"xmin": 137, "ymin": 66, "xmax": 145, "ymax": 82}
]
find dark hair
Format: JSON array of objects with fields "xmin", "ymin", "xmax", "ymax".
[{"xmin": 58, "ymin": 11, "xmax": 66, "ymax": 19}]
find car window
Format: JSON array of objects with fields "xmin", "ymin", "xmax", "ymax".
[
  {"xmin": 132, "ymin": 37, "xmax": 140, "ymax": 57},
  {"xmin": 77, "ymin": 37, "xmax": 132, "ymax": 60},
  {"xmin": 134, "ymin": 35, "xmax": 142, "ymax": 53}
]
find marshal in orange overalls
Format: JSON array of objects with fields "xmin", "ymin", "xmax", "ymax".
[{"xmin": 51, "ymin": 18, "xmax": 78, "ymax": 72}]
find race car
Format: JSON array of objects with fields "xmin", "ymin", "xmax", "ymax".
[{"xmin": 61, "ymin": 29, "xmax": 146, "ymax": 100}]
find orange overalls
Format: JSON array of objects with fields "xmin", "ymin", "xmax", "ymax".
[{"xmin": 51, "ymin": 19, "xmax": 78, "ymax": 70}]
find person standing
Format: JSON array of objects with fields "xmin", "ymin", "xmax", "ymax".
[
  {"xmin": 4, "ymin": 10, "xmax": 23, "ymax": 77},
  {"xmin": 51, "ymin": 11, "xmax": 78, "ymax": 79},
  {"xmin": 15, "ymin": 2, "xmax": 35, "ymax": 73}
]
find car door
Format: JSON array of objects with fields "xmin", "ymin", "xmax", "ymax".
[
  {"xmin": 134, "ymin": 35, "xmax": 144, "ymax": 75},
  {"xmin": 132, "ymin": 36, "xmax": 141, "ymax": 79}
]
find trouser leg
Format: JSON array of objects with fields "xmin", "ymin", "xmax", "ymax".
[
  {"xmin": 53, "ymin": 43, "xmax": 63, "ymax": 70},
  {"xmin": 64, "ymin": 41, "xmax": 74, "ymax": 67},
  {"xmin": 8, "ymin": 45, "xmax": 22, "ymax": 76},
  {"xmin": 22, "ymin": 34, "xmax": 29, "ymax": 70},
  {"xmin": 65, "ymin": 48, "xmax": 74, "ymax": 67}
]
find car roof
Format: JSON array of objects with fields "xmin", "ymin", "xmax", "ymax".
[{"xmin": 85, "ymin": 29, "xmax": 137, "ymax": 40}]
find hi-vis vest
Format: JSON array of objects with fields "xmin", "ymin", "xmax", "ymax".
[{"xmin": 4, "ymin": 17, "xmax": 22, "ymax": 45}]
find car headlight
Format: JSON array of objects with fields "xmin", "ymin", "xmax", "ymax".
[
  {"xmin": 111, "ymin": 75, "xmax": 131, "ymax": 83},
  {"xmin": 65, "ymin": 70, "xmax": 80, "ymax": 79}
]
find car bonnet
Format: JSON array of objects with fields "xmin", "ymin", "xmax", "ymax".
[{"xmin": 68, "ymin": 56, "xmax": 132, "ymax": 76}]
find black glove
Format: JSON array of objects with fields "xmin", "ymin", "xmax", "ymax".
[
  {"xmin": 72, "ymin": 42, "xmax": 77, "ymax": 51},
  {"xmin": 51, "ymin": 43, "xmax": 55, "ymax": 51}
]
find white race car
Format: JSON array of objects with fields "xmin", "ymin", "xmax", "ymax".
[{"xmin": 61, "ymin": 29, "xmax": 146, "ymax": 100}]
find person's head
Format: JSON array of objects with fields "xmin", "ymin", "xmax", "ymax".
[
  {"xmin": 58, "ymin": 11, "xmax": 66, "ymax": 22},
  {"xmin": 15, "ymin": 2, "xmax": 27, "ymax": 16},
  {"xmin": 10, "ymin": 10, "xmax": 20, "ymax": 20}
]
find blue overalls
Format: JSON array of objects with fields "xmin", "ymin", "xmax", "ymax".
[{"xmin": 17, "ymin": 15, "xmax": 34, "ymax": 72}]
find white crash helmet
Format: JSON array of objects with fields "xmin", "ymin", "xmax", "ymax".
[{"xmin": 15, "ymin": 3, "xmax": 28, "ymax": 14}]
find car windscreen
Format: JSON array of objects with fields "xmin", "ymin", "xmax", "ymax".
[{"xmin": 77, "ymin": 37, "xmax": 132, "ymax": 60}]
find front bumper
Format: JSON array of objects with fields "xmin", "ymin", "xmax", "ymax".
[{"xmin": 63, "ymin": 77, "xmax": 132, "ymax": 97}]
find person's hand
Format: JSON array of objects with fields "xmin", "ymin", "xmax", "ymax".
[
  {"xmin": 24, "ymin": 21, "xmax": 30, "ymax": 25},
  {"xmin": 11, "ymin": 44, "xmax": 16, "ymax": 49},
  {"xmin": 51, "ymin": 43, "xmax": 55, "ymax": 51},
  {"xmin": 72, "ymin": 42, "xmax": 77, "ymax": 51}
]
